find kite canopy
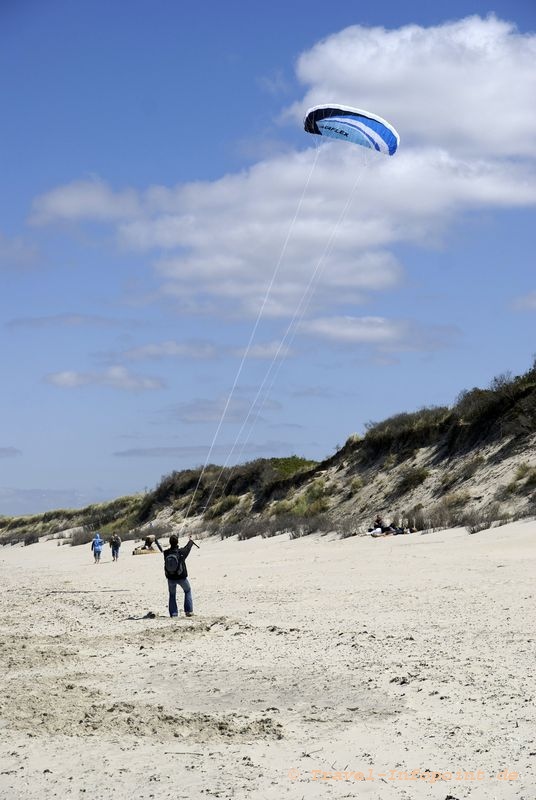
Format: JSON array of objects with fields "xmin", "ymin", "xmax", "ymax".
[{"xmin": 304, "ymin": 104, "xmax": 399, "ymax": 156}]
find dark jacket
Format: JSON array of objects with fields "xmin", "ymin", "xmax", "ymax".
[{"xmin": 163, "ymin": 539, "xmax": 194, "ymax": 580}]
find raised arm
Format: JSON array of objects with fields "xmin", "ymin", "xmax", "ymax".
[{"xmin": 181, "ymin": 539, "xmax": 195, "ymax": 559}]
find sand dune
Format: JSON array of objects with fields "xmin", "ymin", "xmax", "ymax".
[{"xmin": 1, "ymin": 522, "xmax": 535, "ymax": 799}]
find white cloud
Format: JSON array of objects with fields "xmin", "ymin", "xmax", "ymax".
[
  {"xmin": 45, "ymin": 366, "xmax": 164, "ymax": 391},
  {"xmin": 291, "ymin": 15, "xmax": 536, "ymax": 158},
  {"xmin": 29, "ymin": 16, "xmax": 536, "ymax": 347},
  {"xmin": 300, "ymin": 315, "xmax": 456, "ymax": 352},
  {"xmin": 232, "ymin": 341, "xmax": 292, "ymax": 360},
  {"xmin": 122, "ymin": 340, "xmax": 218, "ymax": 360},
  {"xmin": 126, "ymin": 144, "xmax": 535, "ymax": 320},
  {"xmin": 27, "ymin": 151, "xmax": 536, "ymax": 326},
  {"xmin": 30, "ymin": 177, "xmax": 141, "ymax": 225},
  {"xmin": 301, "ymin": 315, "xmax": 407, "ymax": 344}
]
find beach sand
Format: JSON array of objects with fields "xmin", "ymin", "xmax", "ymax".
[{"xmin": 1, "ymin": 522, "xmax": 534, "ymax": 799}]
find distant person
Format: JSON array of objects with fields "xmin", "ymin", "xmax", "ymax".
[
  {"xmin": 369, "ymin": 515, "xmax": 396, "ymax": 535},
  {"xmin": 142, "ymin": 534, "xmax": 156, "ymax": 550},
  {"xmin": 110, "ymin": 534, "xmax": 121, "ymax": 561},
  {"xmin": 368, "ymin": 514, "xmax": 408, "ymax": 537},
  {"xmin": 91, "ymin": 532, "xmax": 104, "ymax": 563},
  {"xmin": 369, "ymin": 514, "xmax": 388, "ymax": 532},
  {"xmin": 158, "ymin": 535, "xmax": 195, "ymax": 618}
]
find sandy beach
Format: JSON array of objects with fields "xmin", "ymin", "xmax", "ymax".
[{"xmin": 1, "ymin": 522, "xmax": 534, "ymax": 799}]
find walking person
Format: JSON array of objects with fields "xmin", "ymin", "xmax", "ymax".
[
  {"xmin": 91, "ymin": 532, "xmax": 104, "ymax": 563},
  {"xmin": 110, "ymin": 533, "xmax": 121, "ymax": 561},
  {"xmin": 157, "ymin": 535, "xmax": 196, "ymax": 618}
]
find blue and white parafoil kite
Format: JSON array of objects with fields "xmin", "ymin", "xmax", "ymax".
[{"xmin": 304, "ymin": 104, "xmax": 399, "ymax": 156}]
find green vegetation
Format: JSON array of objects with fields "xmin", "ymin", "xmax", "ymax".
[
  {"xmin": 525, "ymin": 468, "xmax": 536, "ymax": 489},
  {"xmin": 396, "ymin": 466, "xmax": 430, "ymax": 495},
  {"xmin": 347, "ymin": 476, "xmax": 364, "ymax": 498},
  {"xmin": 450, "ymin": 365, "xmax": 536, "ymax": 445},
  {"xmin": 513, "ymin": 463, "xmax": 536, "ymax": 491},
  {"xmin": 356, "ymin": 361, "xmax": 536, "ymax": 461},
  {"xmin": 494, "ymin": 482, "xmax": 517, "ymax": 501},
  {"xmin": 137, "ymin": 456, "xmax": 319, "ymax": 523},
  {"xmin": 363, "ymin": 406, "xmax": 451, "ymax": 457},
  {"xmin": 442, "ymin": 490, "xmax": 471, "ymax": 509},
  {"xmin": 0, "ymin": 495, "xmax": 144, "ymax": 547},
  {"xmin": 514, "ymin": 462, "xmax": 531, "ymax": 481},
  {"xmin": 2, "ymin": 361, "xmax": 536, "ymax": 544},
  {"xmin": 494, "ymin": 463, "xmax": 536, "ymax": 500},
  {"xmin": 204, "ymin": 495, "xmax": 240, "ymax": 520},
  {"xmin": 465, "ymin": 504, "xmax": 510, "ymax": 535},
  {"xmin": 269, "ymin": 456, "xmax": 318, "ymax": 479},
  {"xmin": 271, "ymin": 479, "xmax": 330, "ymax": 519},
  {"xmin": 383, "ymin": 454, "xmax": 397, "ymax": 470},
  {"xmin": 0, "ymin": 456, "xmax": 319, "ymax": 546},
  {"xmin": 216, "ymin": 511, "xmax": 334, "ymax": 541}
]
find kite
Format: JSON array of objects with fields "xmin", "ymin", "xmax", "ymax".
[{"xmin": 304, "ymin": 104, "xmax": 399, "ymax": 156}]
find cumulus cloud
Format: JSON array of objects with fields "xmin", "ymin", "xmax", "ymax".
[
  {"xmin": 291, "ymin": 15, "xmax": 536, "ymax": 158},
  {"xmin": 45, "ymin": 366, "xmax": 164, "ymax": 391},
  {"xmin": 231, "ymin": 341, "xmax": 292, "ymax": 360},
  {"xmin": 30, "ymin": 177, "xmax": 141, "ymax": 225},
  {"xmin": 145, "ymin": 139, "xmax": 534, "ymax": 322},
  {"xmin": 300, "ymin": 315, "xmax": 457, "ymax": 352},
  {"xmin": 53, "ymin": 142, "xmax": 531, "ymax": 325},
  {"xmin": 29, "ymin": 16, "xmax": 536, "ymax": 350},
  {"xmin": 122, "ymin": 340, "xmax": 218, "ymax": 360}
]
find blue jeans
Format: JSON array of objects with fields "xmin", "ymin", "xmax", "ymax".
[
  {"xmin": 111, "ymin": 546, "xmax": 120, "ymax": 560},
  {"xmin": 168, "ymin": 578, "xmax": 193, "ymax": 616}
]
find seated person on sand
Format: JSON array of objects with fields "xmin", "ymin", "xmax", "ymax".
[
  {"xmin": 369, "ymin": 515, "xmax": 415, "ymax": 537},
  {"xmin": 368, "ymin": 515, "xmax": 394, "ymax": 535},
  {"xmin": 142, "ymin": 534, "xmax": 156, "ymax": 550}
]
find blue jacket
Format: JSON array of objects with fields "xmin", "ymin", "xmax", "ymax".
[{"xmin": 91, "ymin": 535, "xmax": 104, "ymax": 553}]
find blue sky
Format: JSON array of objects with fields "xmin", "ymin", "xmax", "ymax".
[{"xmin": 1, "ymin": 0, "xmax": 535, "ymax": 516}]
